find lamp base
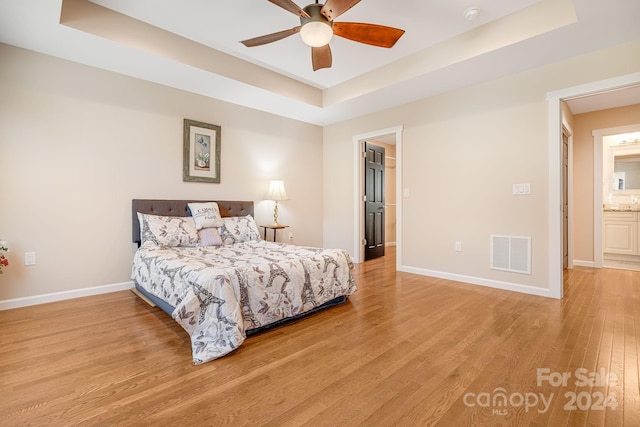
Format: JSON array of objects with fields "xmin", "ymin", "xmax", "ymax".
[{"xmin": 271, "ymin": 201, "xmax": 281, "ymax": 228}]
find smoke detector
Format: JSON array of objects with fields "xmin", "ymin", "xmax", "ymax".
[{"xmin": 464, "ymin": 7, "xmax": 480, "ymax": 21}]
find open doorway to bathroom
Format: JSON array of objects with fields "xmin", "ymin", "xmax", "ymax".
[
  {"xmin": 595, "ymin": 124, "xmax": 640, "ymax": 271},
  {"xmin": 548, "ymin": 73, "xmax": 640, "ymax": 298}
]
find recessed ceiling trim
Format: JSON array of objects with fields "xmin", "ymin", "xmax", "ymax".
[
  {"xmin": 3, "ymin": 0, "xmax": 637, "ymax": 126},
  {"xmin": 324, "ymin": 0, "xmax": 577, "ymax": 107},
  {"xmin": 60, "ymin": 0, "xmax": 323, "ymax": 107}
]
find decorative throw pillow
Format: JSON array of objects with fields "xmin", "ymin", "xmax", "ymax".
[
  {"xmin": 137, "ymin": 213, "xmax": 199, "ymax": 247},
  {"xmin": 198, "ymin": 227, "xmax": 223, "ymax": 247},
  {"xmin": 219, "ymin": 215, "xmax": 261, "ymax": 245},
  {"xmin": 188, "ymin": 202, "xmax": 223, "ymax": 230}
]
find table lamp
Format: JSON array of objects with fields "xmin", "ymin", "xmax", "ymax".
[{"xmin": 264, "ymin": 180, "xmax": 288, "ymax": 226}]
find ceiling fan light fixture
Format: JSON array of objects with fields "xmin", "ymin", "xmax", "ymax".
[
  {"xmin": 241, "ymin": 0, "xmax": 406, "ymax": 71},
  {"xmin": 300, "ymin": 21, "xmax": 333, "ymax": 47}
]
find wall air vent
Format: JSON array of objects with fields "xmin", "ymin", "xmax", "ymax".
[{"xmin": 490, "ymin": 235, "xmax": 531, "ymax": 275}]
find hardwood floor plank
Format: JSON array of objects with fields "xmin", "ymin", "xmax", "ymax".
[
  {"xmin": 560, "ymin": 268, "xmax": 607, "ymax": 427},
  {"xmin": 2, "ymin": 249, "xmax": 640, "ymax": 426},
  {"xmin": 601, "ymin": 273, "xmax": 626, "ymax": 426},
  {"xmin": 625, "ymin": 274, "xmax": 640, "ymax": 426},
  {"xmin": 537, "ymin": 267, "xmax": 603, "ymax": 426},
  {"xmin": 296, "ymin": 286, "xmax": 514, "ymax": 426}
]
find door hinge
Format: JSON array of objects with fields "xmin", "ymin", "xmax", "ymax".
[
  {"xmin": 362, "ymin": 151, "xmax": 367, "ymax": 158},
  {"xmin": 363, "ymin": 195, "xmax": 367, "ymax": 202},
  {"xmin": 362, "ymin": 238, "xmax": 367, "ymax": 246}
]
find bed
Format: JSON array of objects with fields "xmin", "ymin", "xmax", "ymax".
[{"xmin": 130, "ymin": 199, "xmax": 357, "ymax": 364}]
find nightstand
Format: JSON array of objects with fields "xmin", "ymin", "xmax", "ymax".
[{"xmin": 260, "ymin": 224, "xmax": 289, "ymax": 242}]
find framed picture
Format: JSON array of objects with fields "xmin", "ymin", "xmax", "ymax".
[{"xmin": 183, "ymin": 119, "xmax": 221, "ymax": 183}]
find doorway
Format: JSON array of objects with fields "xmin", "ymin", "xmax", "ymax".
[
  {"xmin": 548, "ymin": 71, "xmax": 640, "ymax": 299},
  {"xmin": 593, "ymin": 124, "xmax": 640, "ymax": 270},
  {"xmin": 352, "ymin": 126, "xmax": 403, "ymax": 266}
]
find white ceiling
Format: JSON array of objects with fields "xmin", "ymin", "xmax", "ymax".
[
  {"xmin": 1, "ymin": 0, "xmax": 639, "ymax": 125},
  {"xmin": 89, "ymin": 0, "xmax": 542, "ymax": 89},
  {"xmin": 565, "ymin": 85, "xmax": 640, "ymax": 115}
]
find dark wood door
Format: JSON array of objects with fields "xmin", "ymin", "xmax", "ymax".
[{"xmin": 364, "ymin": 142, "xmax": 385, "ymax": 260}]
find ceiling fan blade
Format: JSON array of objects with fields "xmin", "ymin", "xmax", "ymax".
[
  {"xmin": 320, "ymin": 0, "xmax": 361, "ymax": 21},
  {"xmin": 268, "ymin": 0, "xmax": 311, "ymax": 18},
  {"xmin": 333, "ymin": 22, "xmax": 405, "ymax": 48},
  {"xmin": 241, "ymin": 27, "xmax": 301, "ymax": 47},
  {"xmin": 312, "ymin": 44, "xmax": 332, "ymax": 71}
]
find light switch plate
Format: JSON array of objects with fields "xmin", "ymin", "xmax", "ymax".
[{"xmin": 513, "ymin": 183, "xmax": 531, "ymax": 195}]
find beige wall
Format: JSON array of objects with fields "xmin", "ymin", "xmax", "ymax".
[
  {"xmin": 323, "ymin": 40, "xmax": 640, "ymax": 292},
  {"xmin": 0, "ymin": 44, "xmax": 323, "ymax": 302},
  {"xmin": 2, "ymin": 39, "xmax": 639, "ymax": 303},
  {"xmin": 572, "ymin": 104, "xmax": 640, "ymax": 262}
]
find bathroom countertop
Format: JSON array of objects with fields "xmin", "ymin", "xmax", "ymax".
[{"xmin": 604, "ymin": 207, "xmax": 640, "ymax": 212}]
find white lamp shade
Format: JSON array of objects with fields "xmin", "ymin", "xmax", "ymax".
[
  {"xmin": 300, "ymin": 22, "xmax": 333, "ymax": 47},
  {"xmin": 265, "ymin": 180, "xmax": 288, "ymax": 201}
]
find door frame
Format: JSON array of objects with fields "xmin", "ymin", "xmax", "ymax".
[
  {"xmin": 547, "ymin": 71, "xmax": 640, "ymax": 299},
  {"xmin": 562, "ymin": 122, "xmax": 574, "ymax": 270},
  {"xmin": 352, "ymin": 125, "xmax": 403, "ymax": 266}
]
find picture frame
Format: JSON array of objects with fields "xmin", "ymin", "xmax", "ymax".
[{"xmin": 183, "ymin": 118, "xmax": 221, "ymax": 183}]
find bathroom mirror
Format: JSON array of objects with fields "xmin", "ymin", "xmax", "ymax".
[{"xmin": 614, "ymin": 153, "xmax": 640, "ymax": 190}]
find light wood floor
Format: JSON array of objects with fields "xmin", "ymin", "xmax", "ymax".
[{"xmin": 2, "ymin": 248, "xmax": 640, "ymax": 426}]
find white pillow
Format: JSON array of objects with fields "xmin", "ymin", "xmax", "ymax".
[
  {"xmin": 137, "ymin": 213, "xmax": 199, "ymax": 247},
  {"xmin": 188, "ymin": 202, "xmax": 223, "ymax": 230},
  {"xmin": 198, "ymin": 227, "xmax": 223, "ymax": 247},
  {"xmin": 219, "ymin": 215, "xmax": 261, "ymax": 245}
]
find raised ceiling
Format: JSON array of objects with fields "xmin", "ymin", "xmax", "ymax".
[
  {"xmin": 89, "ymin": 0, "xmax": 543, "ymax": 89},
  {"xmin": 1, "ymin": 0, "xmax": 639, "ymax": 125}
]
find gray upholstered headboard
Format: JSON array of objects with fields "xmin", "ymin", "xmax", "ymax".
[{"xmin": 132, "ymin": 199, "xmax": 254, "ymax": 244}]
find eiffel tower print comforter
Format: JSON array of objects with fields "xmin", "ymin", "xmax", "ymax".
[{"xmin": 131, "ymin": 240, "xmax": 357, "ymax": 364}]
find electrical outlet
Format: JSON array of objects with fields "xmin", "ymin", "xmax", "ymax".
[
  {"xmin": 24, "ymin": 252, "xmax": 36, "ymax": 266},
  {"xmin": 455, "ymin": 241, "xmax": 462, "ymax": 252},
  {"xmin": 288, "ymin": 232, "xmax": 294, "ymax": 241}
]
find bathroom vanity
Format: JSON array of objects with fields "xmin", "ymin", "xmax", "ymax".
[{"xmin": 603, "ymin": 208, "xmax": 640, "ymax": 268}]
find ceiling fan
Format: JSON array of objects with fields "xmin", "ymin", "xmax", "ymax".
[{"xmin": 240, "ymin": 0, "xmax": 405, "ymax": 71}]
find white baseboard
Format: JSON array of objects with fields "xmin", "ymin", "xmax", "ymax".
[
  {"xmin": 573, "ymin": 260, "xmax": 595, "ymax": 268},
  {"xmin": 0, "ymin": 281, "xmax": 134, "ymax": 311},
  {"xmin": 398, "ymin": 265, "xmax": 553, "ymax": 298}
]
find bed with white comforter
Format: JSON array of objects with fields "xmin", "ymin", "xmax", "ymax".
[{"xmin": 131, "ymin": 227, "xmax": 356, "ymax": 363}]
